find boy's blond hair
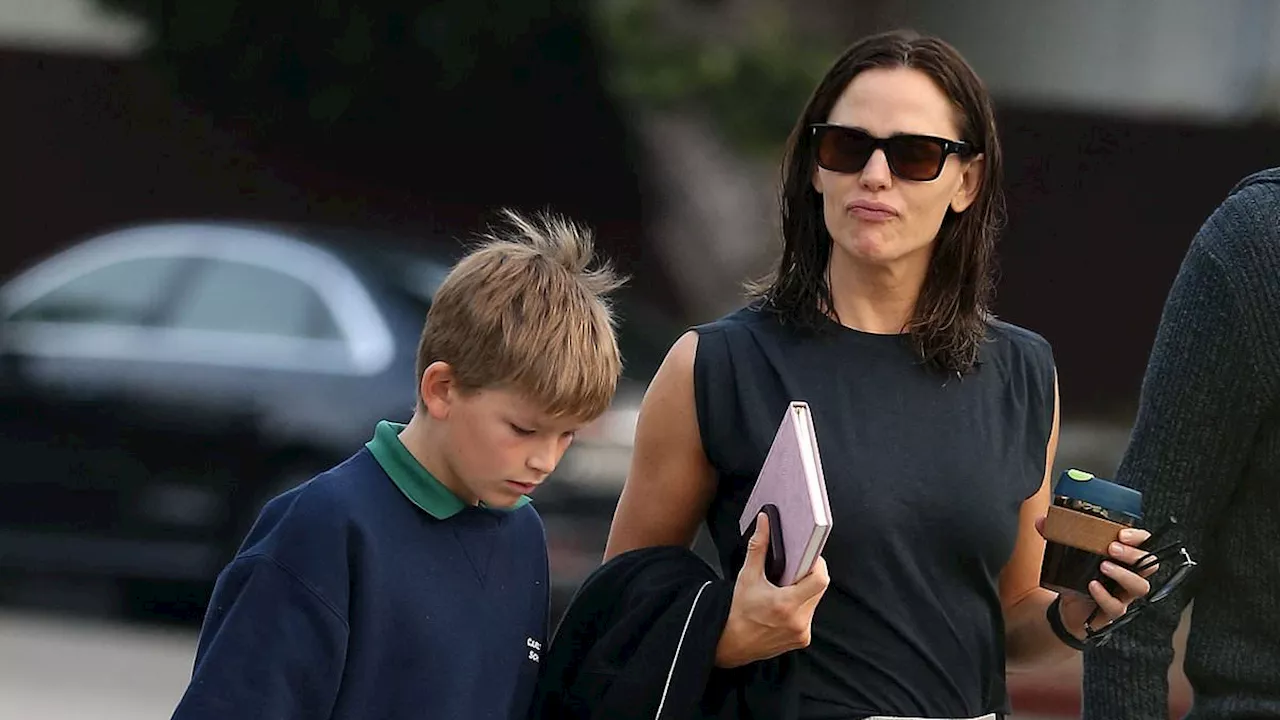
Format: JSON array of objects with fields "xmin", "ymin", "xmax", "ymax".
[{"xmin": 415, "ymin": 209, "xmax": 626, "ymax": 420}]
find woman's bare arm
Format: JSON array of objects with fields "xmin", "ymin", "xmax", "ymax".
[
  {"xmin": 1002, "ymin": 374, "xmax": 1153, "ymax": 670},
  {"xmin": 604, "ymin": 330, "xmax": 829, "ymax": 668},
  {"xmin": 605, "ymin": 331, "xmax": 716, "ymax": 559}
]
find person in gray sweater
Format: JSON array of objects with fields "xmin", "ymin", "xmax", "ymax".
[{"xmin": 1082, "ymin": 167, "xmax": 1280, "ymax": 719}]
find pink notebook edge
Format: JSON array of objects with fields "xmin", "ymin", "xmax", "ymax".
[{"xmin": 793, "ymin": 402, "xmax": 832, "ymax": 579}]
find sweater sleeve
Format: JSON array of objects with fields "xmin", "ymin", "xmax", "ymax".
[
  {"xmin": 1081, "ymin": 207, "xmax": 1272, "ymax": 718},
  {"xmin": 170, "ymin": 553, "xmax": 350, "ymax": 720}
]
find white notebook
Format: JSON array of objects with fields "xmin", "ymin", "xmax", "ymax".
[{"xmin": 738, "ymin": 401, "xmax": 832, "ymax": 586}]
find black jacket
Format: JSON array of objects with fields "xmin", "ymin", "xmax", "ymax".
[{"xmin": 527, "ymin": 545, "xmax": 798, "ymax": 720}]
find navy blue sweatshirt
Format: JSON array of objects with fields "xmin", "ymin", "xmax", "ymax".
[{"xmin": 170, "ymin": 421, "xmax": 549, "ymax": 720}]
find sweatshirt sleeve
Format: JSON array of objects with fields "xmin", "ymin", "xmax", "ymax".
[
  {"xmin": 170, "ymin": 553, "xmax": 349, "ymax": 720},
  {"xmin": 1081, "ymin": 202, "xmax": 1271, "ymax": 719}
]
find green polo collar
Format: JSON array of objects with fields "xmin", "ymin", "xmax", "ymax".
[{"xmin": 365, "ymin": 420, "xmax": 530, "ymax": 519}]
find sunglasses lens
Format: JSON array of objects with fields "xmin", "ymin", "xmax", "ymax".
[
  {"xmin": 887, "ymin": 137, "xmax": 946, "ymax": 181},
  {"xmin": 815, "ymin": 127, "xmax": 874, "ymax": 173},
  {"xmin": 814, "ymin": 126, "xmax": 950, "ymax": 181}
]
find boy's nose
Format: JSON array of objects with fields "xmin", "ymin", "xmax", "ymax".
[
  {"xmin": 527, "ymin": 436, "xmax": 569, "ymax": 476},
  {"xmin": 527, "ymin": 453, "xmax": 555, "ymax": 475}
]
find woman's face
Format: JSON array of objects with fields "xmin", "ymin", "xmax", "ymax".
[{"xmin": 812, "ymin": 66, "xmax": 983, "ymax": 274}]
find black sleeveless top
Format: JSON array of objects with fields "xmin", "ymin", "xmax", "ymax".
[{"xmin": 693, "ymin": 304, "xmax": 1056, "ymax": 719}]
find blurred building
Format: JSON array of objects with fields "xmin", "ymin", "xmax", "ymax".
[
  {"xmin": 0, "ymin": 0, "xmax": 141, "ymax": 54},
  {"xmin": 897, "ymin": 0, "xmax": 1280, "ymax": 122}
]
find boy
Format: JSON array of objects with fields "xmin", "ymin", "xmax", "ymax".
[{"xmin": 170, "ymin": 209, "xmax": 625, "ymax": 720}]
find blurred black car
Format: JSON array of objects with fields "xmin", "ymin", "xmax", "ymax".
[{"xmin": 0, "ymin": 220, "xmax": 677, "ymax": 622}]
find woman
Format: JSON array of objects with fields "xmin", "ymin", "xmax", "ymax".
[{"xmin": 605, "ymin": 29, "xmax": 1154, "ymax": 719}]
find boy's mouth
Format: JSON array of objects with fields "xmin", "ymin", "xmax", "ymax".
[{"xmin": 506, "ymin": 480, "xmax": 538, "ymax": 495}]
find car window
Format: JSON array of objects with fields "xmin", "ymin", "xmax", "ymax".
[
  {"xmin": 166, "ymin": 260, "xmax": 342, "ymax": 340},
  {"xmin": 7, "ymin": 256, "xmax": 187, "ymax": 325}
]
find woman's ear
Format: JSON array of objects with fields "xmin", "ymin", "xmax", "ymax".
[{"xmin": 951, "ymin": 154, "xmax": 984, "ymax": 213}]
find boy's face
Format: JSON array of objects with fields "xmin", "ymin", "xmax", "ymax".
[{"xmin": 422, "ymin": 363, "xmax": 588, "ymax": 508}]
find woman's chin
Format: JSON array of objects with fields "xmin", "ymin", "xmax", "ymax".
[
  {"xmin": 839, "ymin": 234, "xmax": 897, "ymax": 263},
  {"xmin": 837, "ymin": 233, "xmax": 932, "ymax": 269}
]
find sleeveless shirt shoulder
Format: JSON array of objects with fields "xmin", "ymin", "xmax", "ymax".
[
  {"xmin": 691, "ymin": 305, "xmax": 775, "ymax": 473},
  {"xmin": 984, "ymin": 317, "xmax": 1058, "ymax": 492}
]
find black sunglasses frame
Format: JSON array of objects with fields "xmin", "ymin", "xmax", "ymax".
[{"xmin": 809, "ymin": 123, "xmax": 978, "ymax": 182}]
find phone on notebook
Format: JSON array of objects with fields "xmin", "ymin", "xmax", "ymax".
[{"xmin": 741, "ymin": 504, "xmax": 787, "ymax": 585}]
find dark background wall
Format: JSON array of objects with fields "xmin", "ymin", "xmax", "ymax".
[{"xmin": 994, "ymin": 107, "xmax": 1280, "ymax": 417}]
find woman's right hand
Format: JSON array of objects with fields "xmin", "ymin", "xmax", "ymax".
[{"xmin": 715, "ymin": 511, "xmax": 830, "ymax": 668}]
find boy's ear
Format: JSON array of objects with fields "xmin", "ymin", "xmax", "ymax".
[{"xmin": 419, "ymin": 361, "xmax": 457, "ymax": 420}]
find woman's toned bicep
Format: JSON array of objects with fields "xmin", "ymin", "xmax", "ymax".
[{"xmin": 604, "ymin": 331, "xmax": 717, "ymax": 561}]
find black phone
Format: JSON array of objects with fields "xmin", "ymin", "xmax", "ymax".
[{"xmin": 741, "ymin": 504, "xmax": 787, "ymax": 586}]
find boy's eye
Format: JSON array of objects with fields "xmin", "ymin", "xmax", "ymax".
[{"xmin": 510, "ymin": 423, "xmax": 535, "ymax": 436}]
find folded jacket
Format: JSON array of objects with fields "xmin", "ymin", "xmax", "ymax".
[{"xmin": 527, "ymin": 545, "xmax": 798, "ymax": 720}]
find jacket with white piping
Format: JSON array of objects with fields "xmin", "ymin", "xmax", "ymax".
[{"xmin": 526, "ymin": 545, "xmax": 799, "ymax": 720}]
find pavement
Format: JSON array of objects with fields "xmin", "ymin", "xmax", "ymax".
[
  {"xmin": 0, "ymin": 606, "xmax": 1096, "ymax": 720},
  {"xmin": 0, "ymin": 609, "xmax": 196, "ymax": 720},
  {"xmin": 0, "ymin": 603, "xmax": 1191, "ymax": 720}
]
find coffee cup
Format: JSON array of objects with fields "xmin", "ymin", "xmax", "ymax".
[{"xmin": 1039, "ymin": 468, "xmax": 1143, "ymax": 596}]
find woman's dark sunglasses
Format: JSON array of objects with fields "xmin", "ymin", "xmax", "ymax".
[
  {"xmin": 810, "ymin": 123, "xmax": 978, "ymax": 182},
  {"xmin": 1083, "ymin": 517, "xmax": 1199, "ymax": 647}
]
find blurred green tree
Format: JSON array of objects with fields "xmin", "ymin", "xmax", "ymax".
[
  {"xmin": 589, "ymin": 0, "xmax": 837, "ymax": 158},
  {"xmin": 90, "ymin": 0, "xmax": 646, "ymax": 220},
  {"xmin": 95, "ymin": 0, "xmax": 571, "ymax": 135},
  {"xmin": 94, "ymin": 0, "xmax": 837, "ymax": 176}
]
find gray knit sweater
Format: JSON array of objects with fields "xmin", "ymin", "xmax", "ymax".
[{"xmin": 1082, "ymin": 168, "xmax": 1280, "ymax": 719}]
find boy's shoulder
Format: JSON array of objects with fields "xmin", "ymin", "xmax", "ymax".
[
  {"xmin": 213, "ymin": 451, "xmax": 381, "ymax": 619},
  {"xmin": 237, "ymin": 451, "xmax": 380, "ymax": 560}
]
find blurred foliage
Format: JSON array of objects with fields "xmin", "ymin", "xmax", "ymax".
[
  {"xmin": 94, "ymin": 0, "xmax": 833, "ymax": 161},
  {"xmin": 88, "ymin": 0, "xmax": 645, "ymax": 217},
  {"xmin": 589, "ymin": 0, "xmax": 836, "ymax": 158},
  {"xmin": 93, "ymin": 0, "xmax": 574, "ymax": 132}
]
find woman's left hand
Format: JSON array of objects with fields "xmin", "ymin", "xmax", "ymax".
[{"xmin": 1036, "ymin": 521, "xmax": 1160, "ymax": 634}]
